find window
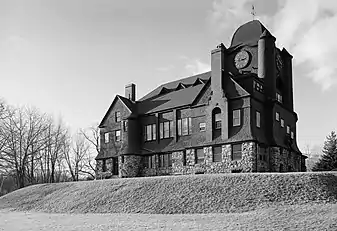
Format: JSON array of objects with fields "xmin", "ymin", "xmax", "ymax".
[
  {"xmin": 144, "ymin": 155, "xmax": 155, "ymax": 168},
  {"xmin": 123, "ymin": 120, "xmax": 128, "ymax": 132},
  {"xmin": 291, "ymin": 131, "xmax": 294, "ymax": 139},
  {"xmin": 195, "ymin": 148, "xmax": 204, "ymax": 164},
  {"xmin": 215, "ymin": 113, "xmax": 221, "ymax": 129},
  {"xmin": 160, "ymin": 121, "xmax": 174, "ymax": 139},
  {"xmin": 177, "ymin": 118, "xmax": 192, "ymax": 136},
  {"xmin": 104, "ymin": 132, "xmax": 109, "ymax": 143},
  {"xmin": 164, "ymin": 121, "xmax": 170, "ymax": 138},
  {"xmin": 152, "ymin": 124, "xmax": 156, "ymax": 140},
  {"xmin": 281, "ymin": 119, "xmax": 284, "ymax": 128},
  {"xmin": 256, "ymin": 111, "xmax": 261, "ymax": 128},
  {"xmin": 102, "ymin": 159, "xmax": 107, "ymax": 172},
  {"xmin": 199, "ymin": 122, "xmax": 206, "ymax": 132},
  {"xmin": 232, "ymin": 144, "xmax": 242, "ymax": 160},
  {"xmin": 233, "ymin": 109, "xmax": 241, "ymax": 127},
  {"xmin": 145, "ymin": 124, "xmax": 156, "ymax": 141},
  {"xmin": 276, "ymin": 112, "xmax": 280, "ymax": 121},
  {"xmin": 286, "ymin": 126, "xmax": 290, "ymax": 134},
  {"xmin": 159, "ymin": 153, "xmax": 172, "ymax": 168},
  {"xmin": 254, "ymin": 81, "xmax": 264, "ymax": 93},
  {"xmin": 177, "ymin": 119, "xmax": 182, "ymax": 136},
  {"xmin": 276, "ymin": 93, "xmax": 283, "ymax": 103},
  {"xmin": 213, "ymin": 146, "xmax": 222, "ymax": 162},
  {"xmin": 182, "ymin": 150, "xmax": 187, "ymax": 166},
  {"xmin": 115, "ymin": 111, "xmax": 121, "ymax": 122},
  {"xmin": 115, "ymin": 130, "xmax": 121, "ymax": 142},
  {"xmin": 182, "ymin": 118, "xmax": 188, "ymax": 135},
  {"xmin": 258, "ymin": 145, "xmax": 267, "ymax": 162}
]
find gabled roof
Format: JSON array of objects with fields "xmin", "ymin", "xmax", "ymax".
[
  {"xmin": 136, "ymin": 72, "xmax": 249, "ymax": 115},
  {"xmin": 98, "ymin": 95, "xmax": 135, "ymax": 128},
  {"xmin": 137, "ymin": 84, "xmax": 206, "ymax": 114},
  {"xmin": 139, "ymin": 72, "xmax": 211, "ymax": 101}
]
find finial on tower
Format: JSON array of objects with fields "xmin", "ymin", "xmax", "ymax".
[{"xmin": 251, "ymin": 5, "xmax": 256, "ymax": 21}]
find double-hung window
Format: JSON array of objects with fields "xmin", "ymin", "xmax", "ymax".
[{"xmin": 233, "ymin": 109, "xmax": 241, "ymax": 127}]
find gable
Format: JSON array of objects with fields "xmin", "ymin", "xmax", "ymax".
[{"xmin": 99, "ymin": 95, "xmax": 133, "ymax": 128}]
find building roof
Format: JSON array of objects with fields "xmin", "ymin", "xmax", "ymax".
[
  {"xmin": 230, "ymin": 20, "xmax": 273, "ymax": 47},
  {"xmin": 139, "ymin": 72, "xmax": 211, "ymax": 101},
  {"xmin": 136, "ymin": 71, "xmax": 249, "ymax": 115}
]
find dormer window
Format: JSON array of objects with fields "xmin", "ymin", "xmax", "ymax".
[
  {"xmin": 176, "ymin": 83, "xmax": 187, "ymax": 90},
  {"xmin": 192, "ymin": 78, "xmax": 205, "ymax": 86}
]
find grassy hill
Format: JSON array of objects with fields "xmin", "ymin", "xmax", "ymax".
[{"xmin": 0, "ymin": 172, "xmax": 337, "ymax": 214}]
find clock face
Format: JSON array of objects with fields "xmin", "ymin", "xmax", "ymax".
[{"xmin": 234, "ymin": 50, "xmax": 250, "ymax": 69}]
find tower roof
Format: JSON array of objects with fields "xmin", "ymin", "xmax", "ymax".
[{"xmin": 230, "ymin": 20, "xmax": 273, "ymax": 47}]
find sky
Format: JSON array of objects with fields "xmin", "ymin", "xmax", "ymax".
[{"xmin": 0, "ymin": 0, "xmax": 336, "ymax": 153}]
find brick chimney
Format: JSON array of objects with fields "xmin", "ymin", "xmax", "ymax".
[
  {"xmin": 125, "ymin": 83, "xmax": 136, "ymax": 101},
  {"xmin": 211, "ymin": 43, "xmax": 227, "ymax": 97}
]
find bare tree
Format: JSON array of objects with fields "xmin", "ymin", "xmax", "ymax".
[
  {"xmin": 80, "ymin": 126, "xmax": 99, "ymax": 177},
  {"xmin": 0, "ymin": 106, "xmax": 49, "ymax": 188},
  {"xmin": 64, "ymin": 134, "xmax": 92, "ymax": 181}
]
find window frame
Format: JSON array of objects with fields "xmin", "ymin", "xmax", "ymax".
[
  {"xmin": 281, "ymin": 119, "xmax": 285, "ymax": 128},
  {"xmin": 256, "ymin": 111, "xmax": 261, "ymax": 128},
  {"xmin": 195, "ymin": 148, "xmax": 204, "ymax": 164},
  {"xmin": 104, "ymin": 132, "xmax": 109, "ymax": 143},
  {"xmin": 291, "ymin": 131, "xmax": 294, "ymax": 139},
  {"xmin": 115, "ymin": 130, "xmax": 121, "ymax": 142},
  {"xmin": 182, "ymin": 150, "xmax": 187, "ymax": 166},
  {"xmin": 123, "ymin": 120, "xmax": 128, "ymax": 132},
  {"xmin": 232, "ymin": 144, "xmax": 242, "ymax": 161},
  {"xmin": 276, "ymin": 93, "xmax": 283, "ymax": 103},
  {"xmin": 286, "ymin": 125, "xmax": 290, "ymax": 134},
  {"xmin": 177, "ymin": 117, "xmax": 192, "ymax": 136},
  {"xmin": 213, "ymin": 146, "xmax": 222, "ymax": 162},
  {"xmin": 199, "ymin": 122, "xmax": 206, "ymax": 132},
  {"xmin": 214, "ymin": 113, "xmax": 222, "ymax": 129},
  {"xmin": 276, "ymin": 112, "xmax": 280, "ymax": 121},
  {"xmin": 233, "ymin": 109, "xmax": 241, "ymax": 127},
  {"xmin": 115, "ymin": 111, "xmax": 121, "ymax": 122},
  {"xmin": 145, "ymin": 124, "xmax": 156, "ymax": 141}
]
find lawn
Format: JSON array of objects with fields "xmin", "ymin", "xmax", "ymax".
[
  {"xmin": 1, "ymin": 172, "xmax": 337, "ymax": 214},
  {"xmin": 1, "ymin": 204, "xmax": 337, "ymax": 230}
]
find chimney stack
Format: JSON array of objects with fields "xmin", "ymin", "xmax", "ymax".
[
  {"xmin": 211, "ymin": 43, "xmax": 227, "ymax": 97},
  {"xmin": 125, "ymin": 83, "xmax": 136, "ymax": 101}
]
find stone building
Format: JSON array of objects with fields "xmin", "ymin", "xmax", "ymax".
[{"xmin": 95, "ymin": 20, "xmax": 307, "ymax": 178}]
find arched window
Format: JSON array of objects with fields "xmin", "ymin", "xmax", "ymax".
[
  {"xmin": 212, "ymin": 107, "xmax": 221, "ymax": 140},
  {"xmin": 212, "ymin": 107, "xmax": 221, "ymax": 130}
]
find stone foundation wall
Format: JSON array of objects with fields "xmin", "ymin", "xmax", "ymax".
[
  {"xmin": 96, "ymin": 159, "xmax": 113, "ymax": 179},
  {"xmin": 270, "ymin": 147, "xmax": 302, "ymax": 172},
  {"xmin": 99, "ymin": 142, "xmax": 305, "ymax": 179},
  {"xmin": 119, "ymin": 155, "xmax": 142, "ymax": 177},
  {"xmin": 170, "ymin": 142, "xmax": 256, "ymax": 175}
]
